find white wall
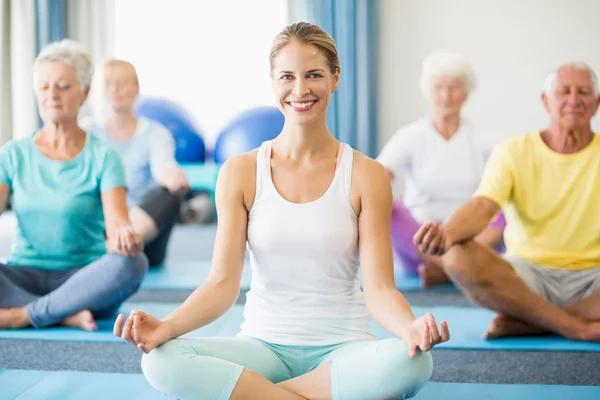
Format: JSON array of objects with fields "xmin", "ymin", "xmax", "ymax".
[{"xmin": 378, "ymin": 0, "xmax": 600, "ymax": 150}]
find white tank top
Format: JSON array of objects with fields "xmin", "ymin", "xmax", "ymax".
[{"xmin": 239, "ymin": 141, "xmax": 376, "ymax": 345}]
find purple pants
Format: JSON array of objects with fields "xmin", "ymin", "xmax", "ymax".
[{"xmin": 390, "ymin": 200, "xmax": 506, "ymax": 275}]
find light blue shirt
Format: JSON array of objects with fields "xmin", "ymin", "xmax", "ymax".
[
  {"xmin": 0, "ymin": 133, "xmax": 126, "ymax": 270},
  {"xmin": 83, "ymin": 117, "xmax": 176, "ymax": 207}
]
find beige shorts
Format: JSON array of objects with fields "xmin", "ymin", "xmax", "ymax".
[{"xmin": 504, "ymin": 254, "xmax": 600, "ymax": 309}]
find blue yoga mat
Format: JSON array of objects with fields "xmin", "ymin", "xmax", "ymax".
[
  {"xmin": 0, "ymin": 369, "xmax": 165, "ymax": 400},
  {"xmin": 141, "ymin": 260, "xmax": 253, "ymax": 290},
  {"xmin": 414, "ymin": 382, "xmax": 600, "ymax": 399},
  {"xmin": 372, "ymin": 306, "xmax": 600, "ymax": 352},
  {"xmin": 2, "ymin": 369, "xmax": 600, "ymax": 400},
  {"xmin": 0, "ymin": 302, "xmax": 243, "ymax": 343},
  {"xmin": 4, "ymin": 302, "xmax": 599, "ymax": 352},
  {"xmin": 141, "ymin": 260, "xmax": 453, "ymax": 292}
]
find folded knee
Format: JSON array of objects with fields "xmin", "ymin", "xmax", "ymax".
[
  {"xmin": 109, "ymin": 252, "xmax": 149, "ymax": 283},
  {"xmin": 372, "ymin": 339, "xmax": 433, "ymax": 398},
  {"xmin": 442, "ymin": 242, "xmax": 478, "ymax": 281},
  {"xmin": 162, "ymin": 190, "xmax": 183, "ymax": 211},
  {"xmin": 141, "ymin": 340, "xmax": 185, "ymax": 394},
  {"xmin": 147, "ymin": 187, "xmax": 182, "ymax": 213},
  {"xmin": 442, "ymin": 242, "xmax": 501, "ymax": 294},
  {"xmin": 141, "ymin": 339, "xmax": 226, "ymax": 398}
]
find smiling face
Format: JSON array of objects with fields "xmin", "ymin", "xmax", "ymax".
[
  {"xmin": 36, "ymin": 61, "xmax": 87, "ymax": 124},
  {"xmin": 270, "ymin": 39, "xmax": 339, "ymax": 126},
  {"xmin": 542, "ymin": 67, "xmax": 600, "ymax": 130}
]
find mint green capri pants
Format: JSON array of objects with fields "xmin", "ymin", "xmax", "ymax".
[{"xmin": 141, "ymin": 336, "xmax": 433, "ymax": 400}]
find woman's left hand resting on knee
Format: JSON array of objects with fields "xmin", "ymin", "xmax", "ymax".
[
  {"xmin": 404, "ymin": 312, "xmax": 450, "ymax": 357},
  {"xmin": 358, "ymin": 157, "xmax": 450, "ymax": 357},
  {"xmin": 103, "ymin": 187, "xmax": 144, "ymax": 256}
]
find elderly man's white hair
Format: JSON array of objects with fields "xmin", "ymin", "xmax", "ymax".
[
  {"xmin": 542, "ymin": 62, "xmax": 599, "ymax": 97},
  {"xmin": 420, "ymin": 51, "xmax": 476, "ymax": 96},
  {"xmin": 32, "ymin": 39, "xmax": 94, "ymax": 93}
]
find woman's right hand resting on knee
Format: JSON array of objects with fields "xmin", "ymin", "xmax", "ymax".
[
  {"xmin": 114, "ymin": 310, "xmax": 171, "ymax": 353},
  {"xmin": 113, "ymin": 155, "xmax": 254, "ymax": 352},
  {"xmin": 103, "ymin": 187, "xmax": 144, "ymax": 256},
  {"xmin": 106, "ymin": 225, "xmax": 144, "ymax": 256}
]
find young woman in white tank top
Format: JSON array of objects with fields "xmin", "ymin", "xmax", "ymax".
[{"xmin": 114, "ymin": 22, "xmax": 450, "ymax": 400}]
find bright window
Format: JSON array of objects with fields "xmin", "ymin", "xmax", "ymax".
[{"xmin": 112, "ymin": 0, "xmax": 288, "ymax": 145}]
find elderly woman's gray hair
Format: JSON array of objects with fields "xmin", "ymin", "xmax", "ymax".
[
  {"xmin": 33, "ymin": 39, "xmax": 94, "ymax": 93},
  {"xmin": 420, "ymin": 51, "xmax": 476, "ymax": 97},
  {"xmin": 542, "ymin": 62, "xmax": 599, "ymax": 97}
]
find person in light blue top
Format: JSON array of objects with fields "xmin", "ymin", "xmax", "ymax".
[
  {"xmin": 90, "ymin": 116, "xmax": 178, "ymax": 208},
  {"xmin": 81, "ymin": 59, "xmax": 190, "ymax": 267},
  {"xmin": 0, "ymin": 40, "xmax": 148, "ymax": 331}
]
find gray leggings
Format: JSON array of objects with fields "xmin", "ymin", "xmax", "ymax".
[{"xmin": 0, "ymin": 253, "xmax": 148, "ymax": 328}]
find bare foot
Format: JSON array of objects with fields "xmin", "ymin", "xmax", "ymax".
[
  {"xmin": 574, "ymin": 321, "xmax": 600, "ymax": 342},
  {"xmin": 483, "ymin": 314, "xmax": 549, "ymax": 339},
  {"xmin": 0, "ymin": 307, "xmax": 30, "ymax": 329},
  {"xmin": 61, "ymin": 310, "xmax": 98, "ymax": 331},
  {"xmin": 418, "ymin": 262, "xmax": 451, "ymax": 288}
]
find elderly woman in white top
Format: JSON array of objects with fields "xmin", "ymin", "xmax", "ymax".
[{"xmin": 377, "ymin": 51, "xmax": 506, "ymax": 287}]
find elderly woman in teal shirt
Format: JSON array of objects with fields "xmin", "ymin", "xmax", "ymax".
[{"xmin": 0, "ymin": 40, "xmax": 148, "ymax": 331}]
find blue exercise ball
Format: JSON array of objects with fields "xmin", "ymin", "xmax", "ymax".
[
  {"xmin": 213, "ymin": 106, "xmax": 284, "ymax": 164},
  {"xmin": 134, "ymin": 97, "xmax": 206, "ymax": 163}
]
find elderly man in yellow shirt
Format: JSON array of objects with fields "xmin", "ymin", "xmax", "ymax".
[{"xmin": 414, "ymin": 61, "xmax": 600, "ymax": 341}]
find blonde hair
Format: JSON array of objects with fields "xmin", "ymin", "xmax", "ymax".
[
  {"xmin": 103, "ymin": 59, "xmax": 139, "ymax": 86},
  {"xmin": 269, "ymin": 22, "xmax": 340, "ymax": 74}
]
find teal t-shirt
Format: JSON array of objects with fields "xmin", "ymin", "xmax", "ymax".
[{"xmin": 0, "ymin": 133, "xmax": 127, "ymax": 270}]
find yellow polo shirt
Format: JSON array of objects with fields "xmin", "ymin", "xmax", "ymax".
[{"xmin": 475, "ymin": 132, "xmax": 600, "ymax": 270}]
